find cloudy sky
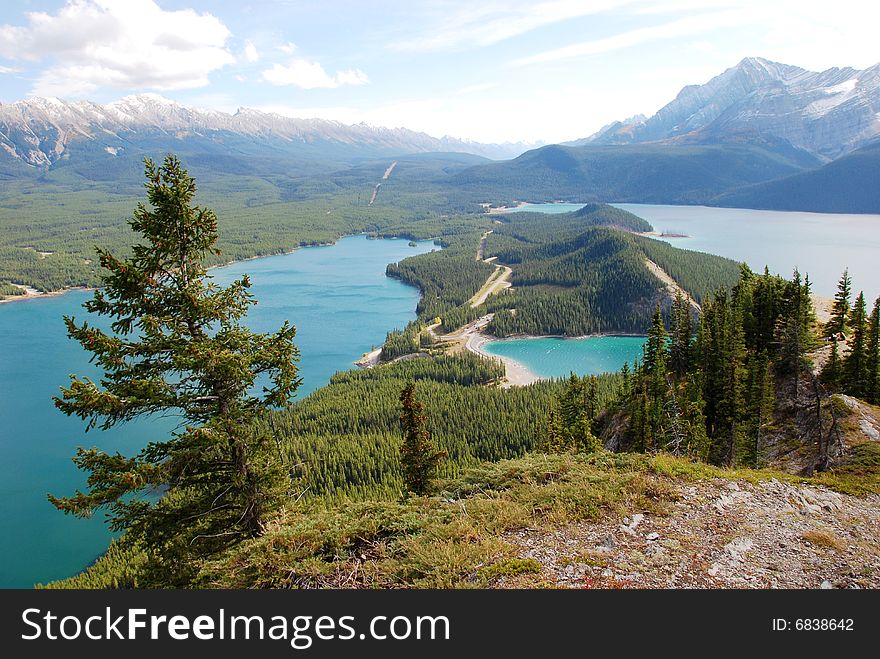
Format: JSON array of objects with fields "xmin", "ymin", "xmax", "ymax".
[{"xmin": 0, "ymin": 0, "xmax": 877, "ymax": 144}]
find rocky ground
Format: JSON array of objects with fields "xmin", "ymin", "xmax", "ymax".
[{"xmin": 506, "ymin": 476, "xmax": 880, "ymax": 589}]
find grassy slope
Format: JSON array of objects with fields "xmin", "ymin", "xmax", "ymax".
[{"xmin": 44, "ymin": 446, "xmax": 880, "ymax": 589}]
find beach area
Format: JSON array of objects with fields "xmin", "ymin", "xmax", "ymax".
[
  {"xmin": 439, "ymin": 313, "xmax": 543, "ymax": 387},
  {"xmin": 464, "ymin": 329, "xmax": 543, "ymax": 387},
  {"xmin": 0, "ymin": 284, "xmax": 95, "ymax": 305}
]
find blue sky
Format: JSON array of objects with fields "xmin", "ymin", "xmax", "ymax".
[{"xmin": 0, "ymin": 1, "xmax": 877, "ymax": 143}]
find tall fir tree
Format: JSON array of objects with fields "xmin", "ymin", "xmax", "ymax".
[
  {"xmin": 539, "ymin": 403, "xmax": 565, "ymax": 453},
  {"xmin": 669, "ymin": 292, "xmax": 692, "ymax": 378},
  {"xmin": 821, "ymin": 340, "xmax": 843, "ymax": 391},
  {"xmin": 741, "ymin": 351, "xmax": 775, "ymax": 468},
  {"xmin": 399, "ymin": 382, "xmax": 444, "ymax": 495},
  {"xmin": 643, "ymin": 306, "xmax": 668, "ymax": 376},
  {"xmin": 867, "ymin": 297, "xmax": 880, "ymax": 404},
  {"xmin": 843, "ymin": 292, "xmax": 869, "ymax": 398},
  {"xmin": 50, "ymin": 156, "xmax": 301, "ymax": 583},
  {"xmin": 825, "ymin": 269, "xmax": 852, "ymax": 338}
]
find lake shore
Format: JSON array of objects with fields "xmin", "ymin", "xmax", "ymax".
[
  {"xmin": 460, "ymin": 327, "xmax": 648, "ymax": 387},
  {"xmin": 637, "ymin": 230, "xmax": 690, "ymax": 239},
  {"xmin": 464, "ymin": 330, "xmax": 544, "ymax": 387},
  {"xmin": 0, "ymin": 233, "xmax": 434, "ymax": 305},
  {"xmin": 0, "ymin": 285, "xmax": 95, "ymax": 305}
]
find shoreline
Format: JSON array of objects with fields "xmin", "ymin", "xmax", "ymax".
[
  {"xmin": 0, "ymin": 285, "xmax": 96, "ymax": 305},
  {"xmin": 0, "ymin": 233, "xmax": 437, "ymax": 306},
  {"xmin": 463, "ymin": 329, "xmax": 648, "ymax": 388},
  {"xmin": 637, "ymin": 231, "xmax": 690, "ymax": 239},
  {"xmin": 464, "ymin": 330, "xmax": 544, "ymax": 387}
]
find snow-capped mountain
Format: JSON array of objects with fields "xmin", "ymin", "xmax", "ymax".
[
  {"xmin": 578, "ymin": 57, "xmax": 880, "ymax": 160},
  {"xmin": 0, "ymin": 94, "xmax": 531, "ymax": 168}
]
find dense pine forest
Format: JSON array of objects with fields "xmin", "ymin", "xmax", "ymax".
[
  {"xmin": 264, "ymin": 354, "xmax": 623, "ymax": 501},
  {"xmin": 0, "ymin": 155, "xmax": 494, "ymax": 297}
]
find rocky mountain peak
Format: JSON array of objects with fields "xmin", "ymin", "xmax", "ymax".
[{"xmin": 581, "ymin": 57, "xmax": 880, "ymax": 159}]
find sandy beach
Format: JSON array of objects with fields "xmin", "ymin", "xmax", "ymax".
[
  {"xmin": 465, "ymin": 330, "xmax": 543, "ymax": 387},
  {"xmin": 355, "ymin": 347, "xmax": 383, "ymax": 368},
  {"xmin": 441, "ymin": 313, "xmax": 542, "ymax": 387},
  {"xmin": 485, "ymin": 201, "xmax": 527, "ymax": 214},
  {"xmin": 0, "ymin": 285, "xmax": 95, "ymax": 305}
]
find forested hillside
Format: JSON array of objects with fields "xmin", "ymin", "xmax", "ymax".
[
  {"xmin": 450, "ymin": 142, "xmax": 819, "ymax": 205},
  {"xmin": 0, "ymin": 154, "xmax": 490, "ymax": 296},
  {"xmin": 263, "ymin": 354, "xmax": 622, "ymax": 501},
  {"xmin": 378, "ymin": 204, "xmax": 741, "ymax": 352},
  {"xmin": 713, "ymin": 140, "xmax": 880, "ymax": 213}
]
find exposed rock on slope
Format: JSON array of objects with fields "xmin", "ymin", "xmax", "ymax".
[{"xmin": 507, "ymin": 476, "xmax": 880, "ymax": 589}]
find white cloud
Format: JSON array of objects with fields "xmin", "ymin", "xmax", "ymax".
[
  {"xmin": 0, "ymin": 0, "xmax": 234, "ymax": 96},
  {"xmin": 0, "ymin": 64, "xmax": 19, "ymax": 74},
  {"xmin": 243, "ymin": 40, "xmax": 259, "ymax": 63},
  {"xmin": 278, "ymin": 42, "xmax": 298, "ymax": 55},
  {"xmin": 390, "ymin": 0, "xmax": 639, "ymax": 51},
  {"xmin": 262, "ymin": 59, "xmax": 369, "ymax": 89}
]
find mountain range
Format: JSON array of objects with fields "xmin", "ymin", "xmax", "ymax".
[
  {"xmin": 573, "ymin": 57, "xmax": 880, "ymax": 161},
  {"xmin": 0, "ymin": 93, "xmax": 530, "ymax": 175},
  {"xmin": 1, "ymin": 57, "xmax": 878, "ymax": 213}
]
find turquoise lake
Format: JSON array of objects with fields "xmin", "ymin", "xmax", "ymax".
[
  {"xmin": 482, "ymin": 336, "xmax": 646, "ymax": 379},
  {"xmin": 615, "ymin": 204, "xmax": 880, "ymax": 300},
  {"xmin": 0, "ymin": 235, "xmax": 434, "ymax": 587},
  {"xmin": 506, "ymin": 202, "xmax": 880, "ymax": 299}
]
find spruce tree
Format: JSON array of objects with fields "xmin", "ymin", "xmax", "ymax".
[
  {"xmin": 643, "ymin": 306, "xmax": 668, "ymax": 376},
  {"xmin": 569, "ymin": 411, "xmax": 601, "ymax": 453},
  {"xmin": 867, "ymin": 297, "xmax": 880, "ymax": 403},
  {"xmin": 399, "ymin": 382, "xmax": 444, "ymax": 494},
  {"xmin": 821, "ymin": 340, "xmax": 842, "ymax": 391},
  {"xmin": 669, "ymin": 292, "xmax": 692, "ymax": 378},
  {"xmin": 559, "ymin": 373, "xmax": 585, "ymax": 430},
  {"xmin": 50, "ymin": 156, "xmax": 301, "ymax": 581},
  {"xmin": 539, "ymin": 404, "xmax": 565, "ymax": 453},
  {"xmin": 825, "ymin": 269, "xmax": 852, "ymax": 337},
  {"xmin": 742, "ymin": 351, "xmax": 774, "ymax": 468},
  {"xmin": 843, "ymin": 292, "xmax": 869, "ymax": 398}
]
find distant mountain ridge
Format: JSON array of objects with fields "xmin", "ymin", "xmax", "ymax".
[
  {"xmin": 451, "ymin": 140, "xmax": 821, "ymax": 206},
  {"xmin": 0, "ymin": 94, "xmax": 531, "ymax": 170},
  {"xmin": 712, "ymin": 139, "xmax": 880, "ymax": 213},
  {"xmin": 572, "ymin": 57, "xmax": 880, "ymax": 160}
]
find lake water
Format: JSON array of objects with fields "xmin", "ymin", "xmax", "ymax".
[
  {"xmin": 505, "ymin": 202, "xmax": 880, "ymax": 299},
  {"xmin": 616, "ymin": 204, "xmax": 880, "ymax": 300},
  {"xmin": 483, "ymin": 336, "xmax": 646, "ymax": 379},
  {"xmin": 505, "ymin": 202, "xmax": 587, "ymax": 214},
  {"xmin": 0, "ymin": 235, "xmax": 434, "ymax": 587}
]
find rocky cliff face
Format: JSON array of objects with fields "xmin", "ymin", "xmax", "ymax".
[{"xmin": 584, "ymin": 57, "xmax": 880, "ymax": 160}]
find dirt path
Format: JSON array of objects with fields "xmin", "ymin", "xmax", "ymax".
[
  {"xmin": 644, "ymin": 258, "xmax": 701, "ymax": 312},
  {"xmin": 476, "ymin": 230, "xmax": 492, "ymax": 260},
  {"xmin": 468, "ymin": 265, "xmax": 512, "ymax": 308},
  {"xmin": 368, "ymin": 161, "xmax": 397, "ymax": 206},
  {"xmin": 382, "ymin": 161, "xmax": 397, "ymax": 180},
  {"xmin": 468, "ymin": 230, "xmax": 512, "ymax": 308},
  {"xmin": 507, "ymin": 476, "xmax": 880, "ymax": 588}
]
